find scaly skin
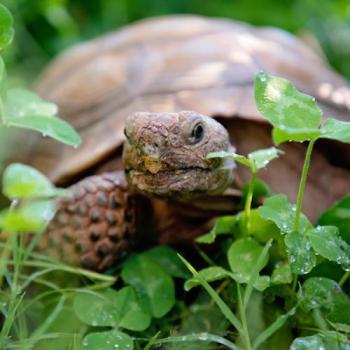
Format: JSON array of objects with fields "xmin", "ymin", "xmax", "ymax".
[
  {"xmin": 123, "ymin": 111, "xmax": 235, "ymax": 199},
  {"xmin": 43, "ymin": 111, "xmax": 237, "ymax": 270}
]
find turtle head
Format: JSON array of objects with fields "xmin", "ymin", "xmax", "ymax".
[{"xmin": 122, "ymin": 111, "xmax": 236, "ymax": 200}]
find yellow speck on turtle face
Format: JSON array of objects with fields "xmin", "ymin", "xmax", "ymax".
[{"xmin": 143, "ymin": 156, "xmax": 163, "ymax": 174}]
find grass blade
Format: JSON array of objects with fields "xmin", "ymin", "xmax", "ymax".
[
  {"xmin": 179, "ymin": 255, "xmax": 243, "ymax": 334},
  {"xmin": 252, "ymin": 307, "xmax": 296, "ymax": 350}
]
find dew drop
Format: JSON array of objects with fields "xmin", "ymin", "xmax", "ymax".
[{"xmin": 198, "ymin": 333, "xmax": 208, "ymax": 341}]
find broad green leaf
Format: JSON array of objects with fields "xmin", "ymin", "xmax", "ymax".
[
  {"xmin": 4, "ymin": 89, "xmax": 81, "ymax": 146},
  {"xmin": 74, "ymin": 289, "xmax": 120, "ymax": 327},
  {"xmin": 321, "ymin": 118, "xmax": 350, "ymax": 143},
  {"xmin": 208, "ymin": 148, "xmax": 281, "ymax": 171},
  {"xmin": 252, "ymin": 276, "xmax": 271, "ymax": 291},
  {"xmin": 74, "ymin": 288, "xmax": 150, "ymax": 331},
  {"xmin": 284, "ymin": 232, "xmax": 316, "ymax": 274},
  {"xmin": 196, "ymin": 215, "xmax": 236, "ymax": 244},
  {"xmin": 207, "ymin": 150, "xmax": 251, "ymax": 168},
  {"xmin": 0, "ymin": 4, "xmax": 14, "ymax": 51},
  {"xmin": 271, "ymin": 262, "xmax": 292, "ymax": 284},
  {"xmin": 114, "ymin": 287, "xmax": 151, "ymax": 331},
  {"xmin": 184, "ymin": 266, "xmax": 231, "ymax": 291},
  {"xmin": 291, "ymin": 332, "xmax": 350, "ymax": 350},
  {"xmin": 227, "ymin": 237, "xmax": 269, "ymax": 284},
  {"xmin": 301, "ymin": 277, "xmax": 350, "ymax": 324},
  {"xmin": 290, "ymin": 335, "xmax": 324, "ymax": 350},
  {"xmin": 318, "ymin": 195, "xmax": 350, "ymax": 243},
  {"xmin": 258, "ymin": 194, "xmax": 311, "ymax": 235},
  {"xmin": 307, "ymin": 226, "xmax": 350, "ymax": 270},
  {"xmin": 320, "ymin": 331, "xmax": 350, "ymax": 349},
  {"xmin": 5, "ymin": 89, "xmax": 57, "ymax": 120},
  {"xmin": 3, "ymin": 163, "xmax": 62, "ymax": 199},
  {"xmin": 242, "ymin": 209, "xmax": 281, "ymax": 244},
  {"xmin": 0, "ymin": 57, "xmax": 6, "ymax": 116},
  {"xmin": 82, "ymin": 330, "xmax": 133, "ymax": 350},
  {"xmin": 272, "ymin": 127, "xmax": 322, "ymax": 145},
  {"xmin": 143, "ymin": 245, "xmax": 190, "ymax": 278},
  {"xmin": 0, "ymin": 200, "xmax": 55, "ymax": 233},
  {"xmin": 8, "ymin": 115, "xmax": 81, "ymax": 146},
  {"xmin": 255, "ymin": 71, "xmax": 322, "ymax": 132},
  {"xmin": 248, "ymin": 147, "xmax": 281, "ymax": 169},
  {"xmin": 121, "ymin": 254, "xmax": 175, "ymax": 318}
]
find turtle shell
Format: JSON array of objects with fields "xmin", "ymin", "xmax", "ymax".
[{"xmin": 15, "ymin": 15, "xmax": 350, "ymax": 218}]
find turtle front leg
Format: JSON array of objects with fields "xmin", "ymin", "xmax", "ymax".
[{"xmin": 39, "ymin": 172, "xmax": 141, "ymax": 271}]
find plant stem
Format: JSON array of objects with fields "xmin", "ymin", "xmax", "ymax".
[
  {"xmin": 294, "ymin": 139, "xmax": 316, "ymax": 233},
  {"xmin": 339, "ymin": 271, "xmax": 350, "ymax": 287},
  {"xmin": 237, "ymin": 285, "xmax": 252, "ymax": 350},
  {"xmin": 244, "ymin": 169, "xmax": 257, "ymax": 234},
  {"xmin": 144, "ymin": 333, "xmax": 238, "ymax": 350}
]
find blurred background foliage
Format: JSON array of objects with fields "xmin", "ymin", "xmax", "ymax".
[{"xmin": 1, "ymin": 0, "xmax": 350, "ymax": 84}]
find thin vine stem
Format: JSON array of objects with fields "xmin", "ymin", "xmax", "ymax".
[
  {"xmin": 294, "ymin": 139, "xmax": 316, "ymax": 233},
  {"xmin": 244, "ymin": 168, "xmax": 257, "ymax": 234},
  {"xmin": 237, "ymin": 285, "xmax": 252, "ymax": 350},
  {"xmin": 339, "ymin": 271, "xmax": 350, "ymax": 287}
]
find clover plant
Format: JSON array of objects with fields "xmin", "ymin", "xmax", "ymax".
[
  {"xmin": 179, "ymin": 72, "xmax": 350, "ymax": 349},
  {"xmin": 2, "ymin": 2, "xmax": 350, "ymax": 348}
]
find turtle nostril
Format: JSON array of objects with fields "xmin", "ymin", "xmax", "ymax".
[{"xmin": 143, "ymin": 143, "xmax": 159, "ymax": 156}]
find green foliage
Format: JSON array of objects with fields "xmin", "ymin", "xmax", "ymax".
[
  {"xmin": 318, "ymin": 195, "xmax": 350, "ymax": 243},
  {"xmin": 1, "ymin": 4, "xmax": 350, "ymax": 346},
  {"xmin": 271, "ymin": 262, "xmax": 292, "ymax": 285},
  {"xmin": 74, "ymin": 287, "xmax": 150, "ymax": 330},
  {"xmin": 284, "ymin": 231, "xmax": 316, "ymax": 274},
  {"xmin": 0, "ymin": 4, "xmax": 14, "ymax": 51},
  {"xmin": 183, "ymin": 72, "xmax": 350, "ymax": 349},
  {"xmin": 0, "ymin": 5, "xmax": 80, "ymax": 147},
  {"xmin": 290, "ymin": 332, "xmax": 350, "ymax": 350},
  {"xmin": 3, "ymin": 163, "xmax": 63, "ymax": 199},
  {"xmin": 0, "ymin": 5, "xmax": 83, "ymax": 350},
  {"xmin": 307, "ymin": 226, "xmax": 350, "ymax": 269},
  {"xmin": 82, "ymin": 330, "xmax": 133, "ymax": 350},
  {"xmin": 0, "ymin": 200, "xmax": 55, "ymax": 232},
  {"xmin": 184, "ymin": 266, "xmax": 231, "ymax": 291},
  {"xmin": 301, "ymin": 278, "xmax": 350, "ymax": 324},
  {"xmin": 195, "ymin": 215, "xmax": 236, "ymax": 244},
  {"xmin": 142, "ymin": 245, "xmax": 190, "ymax": 278},
  {"xmin": 227, "ymin": 237, "xmax": 270, "ymax": 289},
  {"xmin": 255, "ymin": 72, "xmax": 350, "ymax": 146},
  {"xmin": 258, "ymin": 194, "xmax": 311, "ymax": 235},
  {"xmin": 0, "ymin": 163, "xmax": 63, "ymax": 233},
  {"xmin": 255, "ymin": 71, "xmax": 322, "ymax": 144},
  {"xmin": 121, "ymin": 254, "xmax": 175, "ymax": 318},
  {"xmin": 208, "ymin": 147, "xmax": 281, "ymax": 172}
]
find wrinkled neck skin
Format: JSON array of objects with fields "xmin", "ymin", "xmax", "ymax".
[
  {"xmin": 121, "ymin": 111, "xmax": 241, "ymax": 243},
  {"xmin": 133, "ymin": 190, "xmax": 242, "ymax": 247}
]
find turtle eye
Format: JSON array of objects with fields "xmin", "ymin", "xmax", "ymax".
[{"xmin": 188, "ymin": 123, "xmax": 204, "ymax": 144}]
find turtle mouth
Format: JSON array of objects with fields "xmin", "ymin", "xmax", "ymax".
[{"xmin": 125, "ymin": 157, "xmax": 235, "ymax": 201}]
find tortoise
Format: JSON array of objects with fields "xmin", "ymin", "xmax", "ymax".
[{"xmin": 12, "ymin": 15, "xmax": 350, "ymax": 270}]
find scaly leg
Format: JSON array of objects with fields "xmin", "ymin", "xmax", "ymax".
[{"xmin": 39, "ymin": 172, "xmax": 139, "ymax": 271}]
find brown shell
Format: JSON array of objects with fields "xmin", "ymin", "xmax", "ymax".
[{"xmin": 17, "ymin": 15, "xmax": 349, "ymax": 186}]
